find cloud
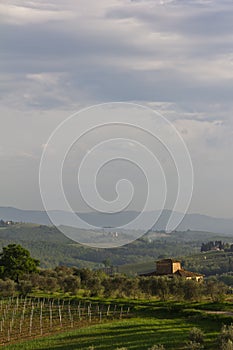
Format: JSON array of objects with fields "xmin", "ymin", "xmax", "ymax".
[
  {"xmin": 0, "ymin": 0, "xmax": 233, "ymax": 216},
  {"xmin": 0, "ymin": 0, "xmax": 232, "ymax": 112},
  {"xmin": 0, "ymin": 1, "xmax": 75, "ymax": 25}
]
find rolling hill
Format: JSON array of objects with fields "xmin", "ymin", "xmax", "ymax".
[
  {"xmin": 0, "ymin": 207, "xmax": 233, "ymax": 234},
  {"xmin": 0, "ymin": 223, "xmax": 233, "ymax": 274}
]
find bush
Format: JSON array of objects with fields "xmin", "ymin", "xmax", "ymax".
[
  {"xmin": 0, "ymin": 279, "xmax": 15, "ymax": 296},
  {"xmin": 185, "ymin": 341, "xmax": 203, "ymax": 350},
  {"xmin": 221, "ymin": 340, "xmax": 233, "ymax": 350},
  {"xmin": 60, "ymin": 275, "xmax": 81, "ymax": 294},
  {"xmin": 17, "ymin": 280, "xmax": 33, "ymax": 296},
  {"xmin": 189, "ymin": 327, "xmax": 204, "ymax": 344},
  {"xmin": 218, "ymin": 324, "xmax": 233, "ymax": 349}
]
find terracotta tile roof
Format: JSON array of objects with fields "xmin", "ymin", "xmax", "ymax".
[
  {"xmin": 174, "ymin": 269, "xmax": 204, "ymax": 277},
  {"xmin": 156, "ymin": 258, "xmax": 181, "ymax": 263},
  {"xmin": 139, "ymin": 269, "xmax": 204, "ymax": 277}
]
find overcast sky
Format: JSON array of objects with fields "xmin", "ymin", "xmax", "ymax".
[{"xmin": 0, "ymin": 0, "xmax": 233, "ymax": 218}]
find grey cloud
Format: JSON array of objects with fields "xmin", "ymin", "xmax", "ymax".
[
  {"xmin": 0, "ymin": 0, "xmax": 233, "ymax": 216},
  {"xmin": 108, "ymin": 1, "xmax": 231, "ymax": 32},
  {"xmin": 0, "ymin": 0, "xmax": 232, "ymax": 109}
]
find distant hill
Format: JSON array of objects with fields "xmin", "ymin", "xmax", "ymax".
[
  {"xmin": 0, "ymin": 222, "xmax": 232, "ymax": 270},
  {"xmin": 0, "ymin": 207, "xmax": 233, "ymax": 235},
  {"xmin": 0, "ymin": 223, "xmax": 98, "ymax": 269}
]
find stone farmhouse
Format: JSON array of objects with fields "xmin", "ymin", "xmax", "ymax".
[{"xmin": 140, "ymin": 258, "xmax": 204, "ymax": 281}]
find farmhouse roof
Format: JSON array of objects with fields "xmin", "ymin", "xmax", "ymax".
[
  {"xmin": 174, "ymin": 269, "xmax": 204, "ymax": 277},
  {"xmin": 156, "ymin": 258, "xmax": 181, "ymax": 263}
]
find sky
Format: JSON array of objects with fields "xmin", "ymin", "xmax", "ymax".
[{"xmin": 0, "ymin": 0, "xmax": 233, "ymax": 219}]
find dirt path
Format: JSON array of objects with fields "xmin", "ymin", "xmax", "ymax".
[{"xmin": 203, "ymin": 310, "xmax": 233, "ymax": 316}]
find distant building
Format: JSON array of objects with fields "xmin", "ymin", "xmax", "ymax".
[
  {"xmin": 6, "ymin": 221, "xmax": 13, "ymax": 225},
  {"xmin": 140, "ymin": 258, "xmax": 204, "ymax": 281},
  {"xmin": 157, "ymin": 259, "xmax": 181, "ymax": 274}
]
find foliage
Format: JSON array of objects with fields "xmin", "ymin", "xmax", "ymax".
[
  {"xmin": 60, "ymin": 275, "xmax": 81, "ymax": 294},
  {"xmin": 221, "ymin": 340, "xmax": 233, "ymax": 350},
  {"xmin": 219, "ymin": 274, "xmax": 233, "ymax": 287},
  {"xmin": 17, "ymin": 280, "xmax": 33, "ymax": 296},
  {"xmin": 185, "ymin": 341, "xmax": 203, "ymax": 350},
  {"xmin": 201, "ymin": 241, "xmax": 225, "ymax": 252},
  {"xmin": 205, "ymin": 278, "xmax": 227, "ymax": 302},
  {"xmin": 218, "ymin": 324, "xmax": 233, "ymax": 349},
  {"xmin": 0, "ymin": 279, "xmax": 16, "ymax": 297},
  {"xmin": 189, "ymin": 327, "xmax": 204, "ymax": 344},
  {"xmin": 0, "ymin": 262, "xmax": 229, "ymax": 301},
  {"xmin": 0, "ymin": 244, "xmax": 39, "ymax": 282}
]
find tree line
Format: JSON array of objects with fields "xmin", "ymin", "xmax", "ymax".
[
  {"xmin": 0, "ymin": 268, "xmax": 228, "ymax": 302},
  {"xmin": 0, "ymin": 244, "xmax": 227, "ymax": 301},
  {"xmin": 201, "ymin": 240, "xmax": 233, "ymax": 252}
]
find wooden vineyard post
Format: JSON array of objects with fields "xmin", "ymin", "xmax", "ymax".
[
  {"xmin": 88, "ymin": 304, "xmax": 92, "ymax": 323},
  {"xmin": 40, "ymin": 302, "xmax": 43, "ymax": 336},
  {"xmin": 78, "ymin": 302, "xmax": 81, "ymax": 320},
  {"xmin": 29, "ymin": 302, "xmax": 34, "ymax": 337},
  {"xmin": 1, "ymin": 308, "xmax": 5, "ymax": 334},
  {"xmin": 120, "ymin": 306, "xmax": 123, "ymax": 319},
  {"xmin": 49, "ymin": 301, "xmax": 53, "ymax": 330},
  {"xmin": 23, "ymin": 297, "xmax": 27, "ymax": 320},
  {"xmin": 19, "ymin": 314, "xmax": 24, "ymax": 335},
  {"xmin": 19, "ymin": 297, "xmax": 26, "ymax": 335},
  {"xmin": 16, "ymin": 297, "xmax": 19, "ymax": 312},
  {"xmin": 68, "ymin": 301, "xmax": 73, "ymax": 328},
  {"xmin": 58, "ymin": 303, "xmax": 62, "ymax": 328},
  {"xmin": 10, "ymin": 302, "xmax": 17, "ymax": 332},
  {"xmin": 107, "ymin": 305, "xmax": 110, "ymax": 317}
]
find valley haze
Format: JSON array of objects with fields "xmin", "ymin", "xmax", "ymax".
[{"xmin": 0, "ymin": 207, "xmax": 233, "ymax": 236}]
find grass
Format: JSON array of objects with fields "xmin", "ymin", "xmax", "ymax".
[
  {"xmin": 3, "ymin": 299, "xmax": 231, "ymax": 350},
  {"xmin": 2, "ymin": 319, "xmax": 201, "ymax": 350}
]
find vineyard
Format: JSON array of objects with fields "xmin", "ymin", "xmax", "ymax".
[{"xmin": 0, "ymin": 297, "xmax": 130, "ymax": 346}]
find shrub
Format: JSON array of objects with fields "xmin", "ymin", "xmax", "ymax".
[
  {"xmin": 0, "ymin": 279, "xmax": 15, "ymax": 296},
  {"xmin": 189, "ymin": 327, "xmax": 204, "ymax": 344},
  {"xmin": 60, "ymin": 275, "xmax": 81, "ymax": 294},
  {"xmin": 221, "ymin": 340, "xmax": 233, "ymax": 350},
  {"xmin": 18, "ymin": 280, "xmax": 33, "ymax": 296},
  {"xmin": 185, "ymin": 341, "xmax": 203, "ymax": 350},
  {"xmin": 218, "ymin": 324, "xmax": 233, "ymax": 349}
]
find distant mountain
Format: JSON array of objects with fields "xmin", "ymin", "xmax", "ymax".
[
  {"xmin": 0, "ymin": 207, "xmax": 233, "ymax": 235},
  {"xmin": 0, "ymin": 207, "xmax": 52, "ymax": 225}
]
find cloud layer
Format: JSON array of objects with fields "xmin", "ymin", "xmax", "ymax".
[{"xmin": 0, "ymin": 0, "xmax": 233, "ymax": 218}]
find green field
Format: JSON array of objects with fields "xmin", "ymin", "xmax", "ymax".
[{"xmin": 3, "ymin": 299, "xmax": 233, "ymax": 350}]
